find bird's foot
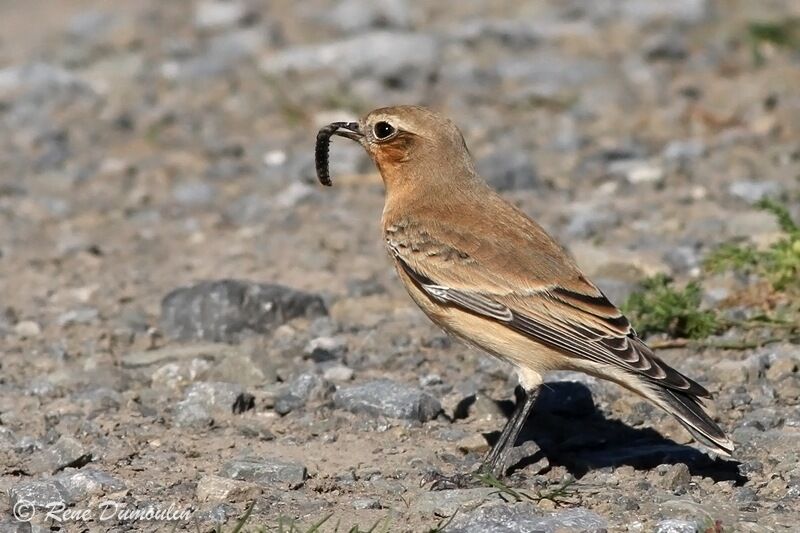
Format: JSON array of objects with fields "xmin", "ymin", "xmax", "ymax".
[{"xmin": 422, "ymin": 470, "xmax": 480, "ymax": 491}]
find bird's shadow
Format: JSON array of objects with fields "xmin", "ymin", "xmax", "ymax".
[{"xmin": 477, "ymin": 381, "xmax": 746, "ymax": 485}]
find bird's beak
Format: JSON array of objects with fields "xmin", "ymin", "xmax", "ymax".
[{"xmin": 331, "ymin": 122, "xmax": 363, "ymax": 142}]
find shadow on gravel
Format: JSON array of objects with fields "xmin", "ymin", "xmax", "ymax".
[{"xmin": 487, "ymin": 381, "xmax": 747, "ymax": 485}]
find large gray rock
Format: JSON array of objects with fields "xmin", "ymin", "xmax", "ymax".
[
  {"xmin": 445, "ymin": 503, "xmax": 607, "ymax": 532},
  {"xmin": 333, "ymin": 379, "xmax": 441, "ymax": 421},
  {"xmin": 160, "ymin": 279, "xmax": 327, "ymax": 343}
]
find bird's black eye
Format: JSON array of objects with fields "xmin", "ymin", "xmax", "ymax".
[{"xmin": 373, "ymin": 121, "xmax": 396, "ymax": 140}]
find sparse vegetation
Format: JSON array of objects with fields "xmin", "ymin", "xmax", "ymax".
[
  {"xmin": 705, "ymin": 199, "xmax": 800, "ymax": 293},
  {"xmin": 624, "ymin": 200, "xmax": 799, "ymax": 344},
  {"xmin": 747, "ymin": 17, "xmax": 800, "ymax": 64},
  {"xmin": 474, "ymin": 472, "xmax": 577, "ymax": 507},
  {"xmin": 622, "ymin": 275, "xmax": 719, "ymax": 339}
]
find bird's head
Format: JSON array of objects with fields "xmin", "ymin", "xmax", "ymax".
[{"xmin": 321, "ymin": 105, "xmax": 478, "ymax": 195}]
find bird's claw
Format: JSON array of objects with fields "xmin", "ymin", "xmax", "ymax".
[{"xmin": 422, "ymin": 470, "xmax": 478, "ymax": 490}]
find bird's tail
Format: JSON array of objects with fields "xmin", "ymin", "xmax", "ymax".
[{"xmin": 650, "ymin": 386, "xmax": 734, "ymax": 456}]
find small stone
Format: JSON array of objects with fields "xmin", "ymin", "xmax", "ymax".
[
  {"xmin": 766, "ymin": 357, "xmax": 798, "ymax": 381},
  {"xmin": 661, "ymin": 463, "xmax": 691, "ymax": 492},
  {"xmin": 728, "ymin": 180, "xmax": 785, "ymax": 204},
  {"xmin": 14, "ymin": 320, "xmax": 41, "ymax": 338},
  {"xmin": 504, "ymin": 441, "xmax": 548, "ymax": 474},
  {"xmin": 588, "ymin": 0, "xmax": 711, "ymax": 24},
  {"xmin": 196, "ymin": 474, "xmax": 262, "ymax": 503},
  {"xmin": 663, "ymin": 245, "xmax": 701, "ymax": 275},
  {"xmin": 655, "ymin": 519, "xmax": 699, "ymax": 533},
  {"xmin": 621, "ymin": 161, "xmax": 665, "ymax": 184},
  {"xmin": 662, "ymin": 139, "xmax": 705, "ymax": 161},
  {"xmin": 413, "ymin": 488, "xmax": 494, "ymax": 516},
  {"xmin": 304, "ymin": 336, "xmax": 347, "ymax": 362},
  {"xmin": 333, "ymin": 379, "xmax": 442, "ymax": 421},
  {"xmin": 419, "ymin": 373, "xmax": 443, "ymax": 386},
  {"xmin": 194, "ymin": 1, "xmax": 247, "ymax": 30},
  {"xmin": 151, "ymin": 360, "xmax": 213, "ymax": 390},
  {"xmin": 184, "ymin": 382, "xmax": 250, "ymax": 413},
  {"xmin": 57, "ymin": 307, "xmax": 99, "ymax": 326},
  {"xmin": 205, "ymin": 354, "xmax": 266, "ymax": 387},
  {"xmin": 326, "ymin": 0, "xmax": 410, "ymax": 32},
  {"xmin": 160, "ymin": 279, "xmax": 327, "ymax": 343},
  {"xmin": 274, "ymin": 394, "xmax": 305, "ymax": 415},
  {"xmin": 172, "ymin": 181, "xmax": 215, "ymax": 206},
  {"xmin": 42, "ymin": 436, "xmax": 92, "ymax": 473},
  {"xmin": 712, "ymin": 360, "xmax": 748, "ymax": 384},
  {"xmin": 322, "ymin": 364, "xmax": 354, "ymax": 383},
  {"xmin": 56, "ymin": 468, "xmax": 126, "ymax": 502},
  {"xmin": 275, "ymin": 373, "xmax": 333, "ymax": 415},
  {"xmin": 174, "ymin": 400, "xmax": 213, "ymax": 428},
  {"xmin": 774, "ymin": 375, "xmax": 800, "ymax": 403},
  {"xmin": 352, "ymin": 498, "xmax": 381, "ymax": 509},
  {"xmin": 220, "ymin": 456, "xmax": 306, "ymax": 486},
  {"xmin": 644, "ymin": 31, "xmax": 688, "ymax": 61},
  {"xmin": 456, "ymin": 433, "xmax": 490, "ymax": 454},
  {"xmin": 9, "ymin": 479, "xmax": 68, "ymax": 509}
]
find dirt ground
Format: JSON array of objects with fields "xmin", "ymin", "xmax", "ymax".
[{"xmin": 0, "ymin": 1, "xmax": 798, "ymax": 531}]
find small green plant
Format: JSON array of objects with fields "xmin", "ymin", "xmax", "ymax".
[
  {"xmin": 622, "ymin": 275, "xmax": 719, "ymax": 339},
  {"xmin": 474, "ymin": 472, "xmax": 576, "ymax": 507},
  {"xmin": 705, "ymin": 199, "xmax": 800, "ymax": 292},
  {"xmin": 747, "ymin": 17, "xmax": 800, "ymax": 65}
]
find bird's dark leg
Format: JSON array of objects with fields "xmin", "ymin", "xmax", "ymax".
[
  {"xmin": 480, "ymin": 385, "xmax": 540, "ymax": 478},
  {"xmin": 427, "ymin": 385, "xmax": 540, "ymax": 490}
]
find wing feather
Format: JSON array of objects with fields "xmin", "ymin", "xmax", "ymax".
[{"xmin": 392, "ymin": 245, "xmax": 709, "ymax": 398}]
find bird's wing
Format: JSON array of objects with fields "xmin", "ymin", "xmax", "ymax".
[{"xmin": 386, "ymin": 222, "xmax": 710, "ymax": 398}]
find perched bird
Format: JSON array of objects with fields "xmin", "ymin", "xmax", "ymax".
[{"xmin": 317, "ymin": 105, "xmax": 733, "ymax": 480}]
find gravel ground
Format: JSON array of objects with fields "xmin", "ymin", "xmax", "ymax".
[{"xmin": 1, "ymin": 1, "xmax": 799, "ymax": 531}]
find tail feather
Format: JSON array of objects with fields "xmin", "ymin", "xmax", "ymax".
[{"xmin": 655, "ymin": 387, "xmax": 734, "ymax": 456}]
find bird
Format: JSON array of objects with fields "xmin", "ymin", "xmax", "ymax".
[{"xmin": 317, "ymin": 105, "xmax": 733, "ymax": 481}]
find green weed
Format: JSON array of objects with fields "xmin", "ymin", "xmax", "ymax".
[
  {"xmin": 705, "ymin": 199, "xmax": 800, "ymax": 292},
  {"xmin": 747, "ymin": 17, "xmax": 800, "ymax": 65},
  {"xmin": 622, "ymin": 274, "xmax": 719, "ymax": 339}
]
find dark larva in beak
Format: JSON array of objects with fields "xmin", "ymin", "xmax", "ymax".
[
  {"xmin": 315, "ymin": 124, "xmax": 338, "ymax": 186},
  {"xmin": 314, "ymin": 122, "xmax": 360, "ymax": 186}
]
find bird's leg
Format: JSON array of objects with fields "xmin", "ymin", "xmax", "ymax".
[
  {"xmin": 426, "ymin": 386, "xmax": 540, "ymax": 490},
  {"xmin": 480, "ymin": 385, "xmax": 540, "ymax": 478}
]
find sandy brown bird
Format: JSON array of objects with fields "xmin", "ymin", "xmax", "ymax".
[{"xmin": 319, "ymin": 105, "xmax": 733, "ymax": 479}]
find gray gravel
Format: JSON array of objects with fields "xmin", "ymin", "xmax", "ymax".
[
  {"xmin": 0, "ymin": 0, "xmax": 798, "ymax": 530},
  {"xmin": 333, "ymin": 379, "xmax": 442, "ymax": 421}
]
